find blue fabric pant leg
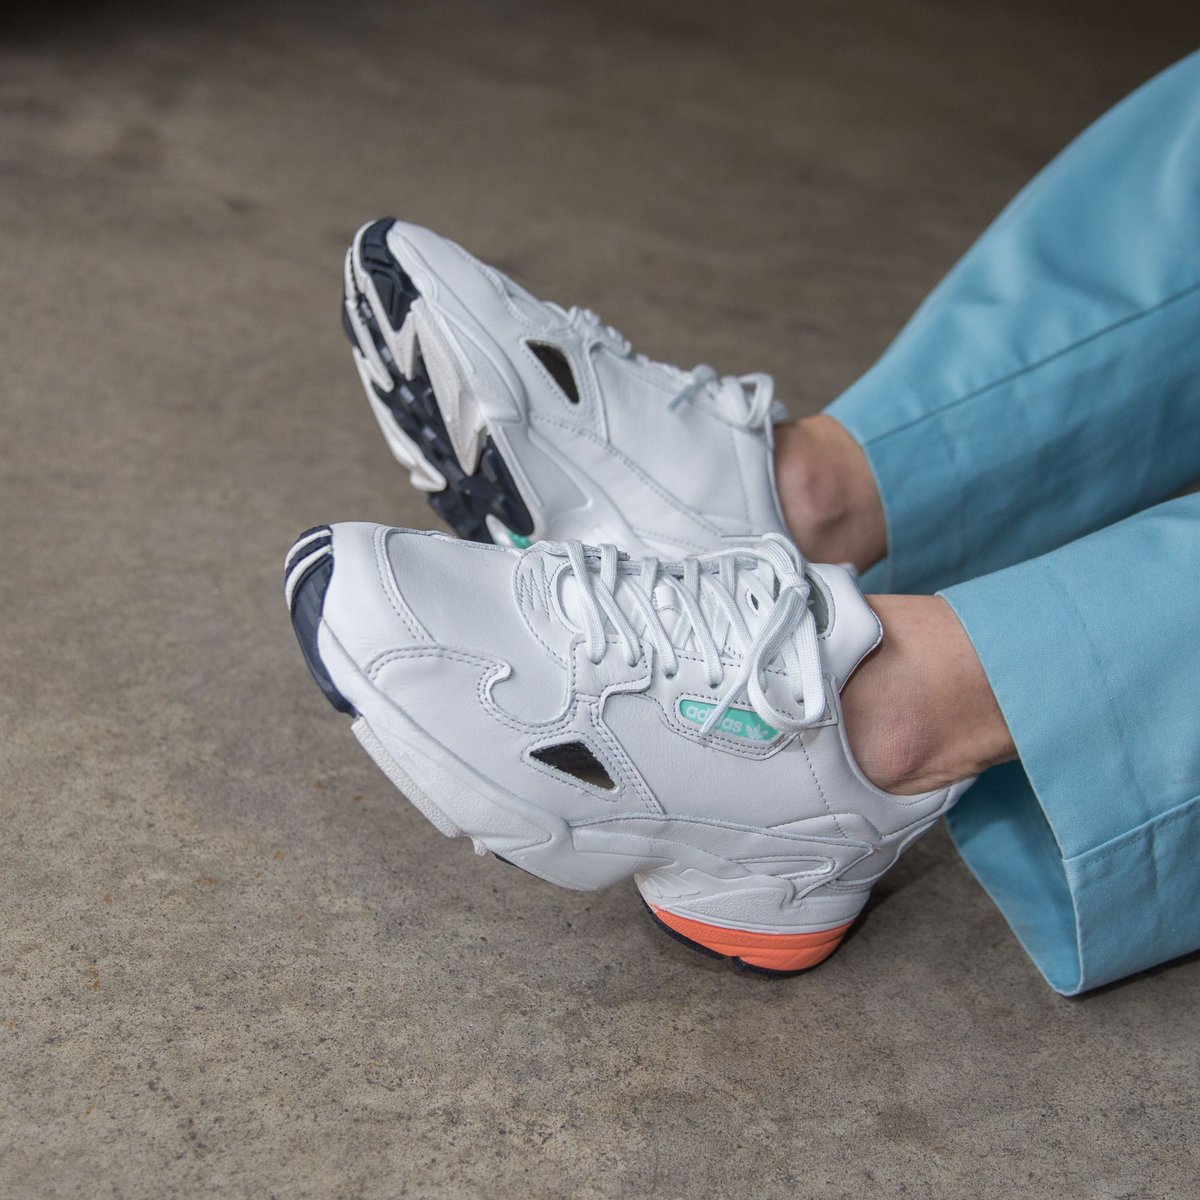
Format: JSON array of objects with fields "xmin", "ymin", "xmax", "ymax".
[
  {"xmin": 823, "ymin": 54, "xmax": 1200, "ymax": 993},
  {"xmin": 829, "ymin": 50, "xmax": 1200, "ymax": 598},
  {"xmin": 941, "ymin": 496, "xmax": 1200, "ymax": 994}
]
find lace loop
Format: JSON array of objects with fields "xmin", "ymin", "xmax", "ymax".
[
  {"xmin": 562, "ymin": 306, "xmax": 777, "ymax": 432},
  {"xmin": 559, "ymin": 534, "xmax": 827, "ymax": 737},
  {"xmin": 668, "ymin": 367, "xmax": 776, "ymax": 432}
]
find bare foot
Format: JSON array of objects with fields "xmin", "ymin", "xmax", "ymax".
[
  {"xmin": 774, "ymin": 414, "xmax": 887, "ymax": 571},
  {"xmin": 840, "ymin": 594, "xmax": 1016, "ymax": 794}
]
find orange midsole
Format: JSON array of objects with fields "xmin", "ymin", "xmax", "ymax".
[{"xmin": 650, "ymin": 905, "xmax": 853, "ymax": 972}]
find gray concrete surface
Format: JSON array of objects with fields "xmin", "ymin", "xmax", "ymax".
[{"xmin": 4, "ymin": 1, "xmax": 1199, "ymax": 1196}]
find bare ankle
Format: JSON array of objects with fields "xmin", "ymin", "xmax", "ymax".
[
  {"xmin": 841, "ymin": 595, "xmax": 1016, "ymax": 795},
  {"xmin": 774, "ymin": 415, "xmax": 887, "ymax": 572}
]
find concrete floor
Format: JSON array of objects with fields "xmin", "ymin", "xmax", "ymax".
[{"xmin": 4, "ymin": 1, "xmax": 1199, "ymax": 1196}]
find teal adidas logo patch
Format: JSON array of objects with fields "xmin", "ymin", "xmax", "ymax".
[{"xmin": 677, "ymin": 699, "xmax": 780, "ymax": 743}]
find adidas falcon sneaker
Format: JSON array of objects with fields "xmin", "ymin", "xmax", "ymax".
[
  {"xmin": 284, "ymin": 523, "xmax": 973, "ymax": 975},
  {"xmin": 342, "ymin": 218, "xmax": 791, "ymax": 557}
]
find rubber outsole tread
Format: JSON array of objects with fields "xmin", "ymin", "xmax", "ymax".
[
  {"xmin": 642, "ymin": 901, "xmax": 833, "ymax": 978},
  {"xmin": 345, "ymin": 218, "xmax": 535, "ymax": 545}
]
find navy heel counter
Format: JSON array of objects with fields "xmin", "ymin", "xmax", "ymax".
[{"xmin": 285, "ymin": 529, "xmax": 357, "ymax": 717}]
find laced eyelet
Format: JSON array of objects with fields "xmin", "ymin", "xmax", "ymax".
[{"xmin": 565, "ymin": 528, "xmax": 823, "ymax": 728}]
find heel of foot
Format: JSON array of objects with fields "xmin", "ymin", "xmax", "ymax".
[{"xmin": 645, "ymin": 903, "xmax": 853, "ymax": 976}]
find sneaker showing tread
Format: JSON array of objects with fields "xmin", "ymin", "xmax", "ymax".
[
  {"xmin": 342, "ymin": 218, "xmax": 791, "ymax": 557},
  {"xmin": 344, "ymin": 220, "xmax": 535, "ymax": 545}
]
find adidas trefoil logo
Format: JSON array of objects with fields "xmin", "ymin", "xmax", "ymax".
[{"xmin": 677, "ymin": 700, "xmax": 780, "ymax": 743}]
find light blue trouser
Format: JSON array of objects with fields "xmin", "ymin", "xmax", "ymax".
[{"xmin": 826, "ymin": 52, "xmax": 1200, "ymax": 994}]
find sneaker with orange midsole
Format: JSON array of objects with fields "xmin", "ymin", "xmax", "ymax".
[
  {"xmin": 284, "ymin": 523, "xmax": 975, "ymax": 975},
  {"xmin": 644, "ymin": 904, "xmax": 855, "ymax": 974}
]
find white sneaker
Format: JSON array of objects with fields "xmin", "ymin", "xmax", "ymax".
[
  {"xmin": 342, "ymin": 219, "xmax": 791, "ymax": 557},
  {"xmin": 285, "ymin": 523, "xmax": 973, "ymax": 974}
]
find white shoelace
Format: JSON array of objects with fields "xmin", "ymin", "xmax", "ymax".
[
  {"xmin": 560, "ymin": 533, "xmax": 826, "ymax": 738},
  {"xmin": 566, "ymin": 306, "xmax": 778, "ymax": 432}
]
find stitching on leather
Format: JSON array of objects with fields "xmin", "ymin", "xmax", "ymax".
[
  {"xmin": 373, "ymin": 527, "xmax": 428, "ymax": 641},
  {"xmin": 794, "ymin": 736, "xmax": 845, "ymax": 838},
  {"xmin": 589, "ymin": 702, "xmax": 662, "ymax": 815},
  {"xmin": 366, "ymin": 645, "xmax": 565, "ymax": 734},
  {"xmin": 517, "ymin": 340, "xmax": 588, "ymax": 416},
  {"xmin": 522, "ymin": 726, "xmax": 624, "ymax": 802},
  {"xmin": 529, "ymin": 410, "xmax": 727, "ymax": 538},
  {"xmin": 439, "ymin": 240, "xmax": 549, "ymax": 334},
  {"xmin": 729, "ymin": 427, "xmax": 752, "ymax": 524},
  {"xmin": 512, "ymin": 555, "xmax": 571, "ymax": 664},
  {"xmin": 368, "ymin": 644, "xmax": 490, "ymax": 676}
]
